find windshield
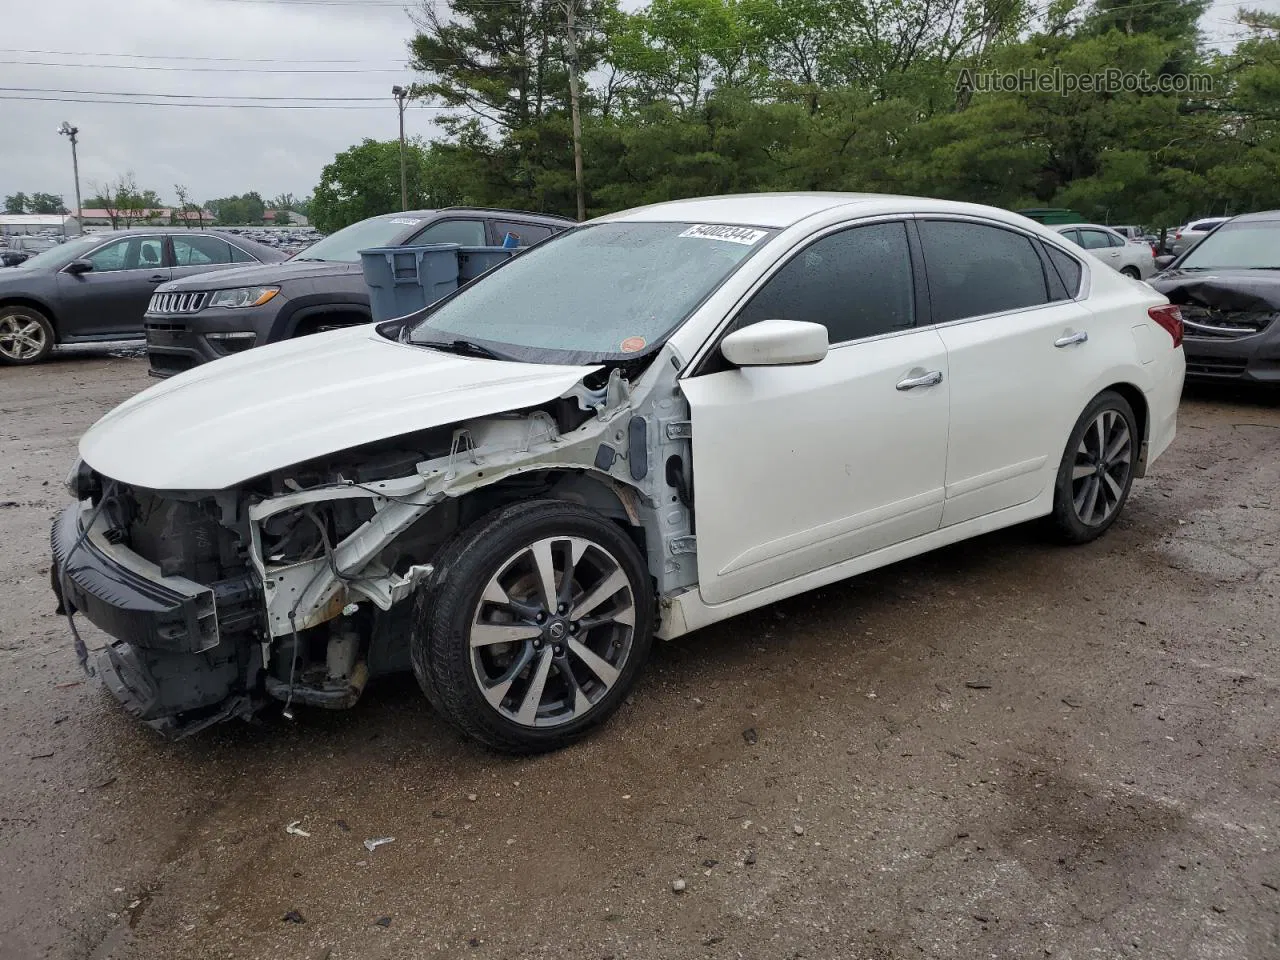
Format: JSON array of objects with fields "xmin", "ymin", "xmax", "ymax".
[
  {"xmin": 408, "ymin": 221, "xmax": 773, "ymax": 362},
  {"xmin": 291, "ymin": 214, "xmax": 428, "ymax": 263},
  {"xmin": 1179, "ymin": 221, "xmax": 1280, "ymax": 269},
  {"xmin": 10, "ymin": 234, "xmax": 103, "ymax": 271}
]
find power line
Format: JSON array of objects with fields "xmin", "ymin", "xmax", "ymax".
[
  {"xmin": 0, "ymin": 94, "xmax": 450, "ymax": 109},
  {"xmin": 0, "ymin": 48, "xmax": 387, "ymax": 63},
  {"xmin": 1, "ymin": 59, "xmax": 411, "ymax": 73},
  {"xmin": 0, "ymin": 85, "xmax": 390, "ymax": 100}
]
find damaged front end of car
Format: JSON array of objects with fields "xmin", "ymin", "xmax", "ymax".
[{"xmin": 51, "ymin": 360, "xmax": 698, "ymax": 739}]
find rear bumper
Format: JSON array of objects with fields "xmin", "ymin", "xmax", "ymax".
[{"xmin": 50, "ymin": 503, "xmax": 262, "ymax": 737}]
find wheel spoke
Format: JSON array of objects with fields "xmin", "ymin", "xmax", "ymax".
[
  {"xmin": 571, "ymin": 568, "xmax": 628, "ymax": 620},
  {"xmin": 1091, "ymin": 415, "xmax": 1106, "ymax": 458},
  {"xmin": 480, "ymin": 644, "xmax": 534, "ymax": 711},
  {"xmin": 470, "ymin": 622, "xmax": 542, "ymax": 648},
  {"xmin": 1072, "ymin": 462, "xmax": 1095, "ymax": 481},
  {"xmin": 567, "ymin": 636, "xmax": 620, "ymax": 688},
  {"xmin": 1102, "ymin": 470, "xmax": 1124, "ymax": 502},
  {"xmin": 529, "ymin": 539, "xmax": 559, "ymax": 612},
  {"xmin": 1104, "ymin": 429, "xmax": 1130, "ymax": 464},
  {"xmin": 1082, "ymin": 475, "xmax": 1101, "ymax": 522},
  {"xmin": 514, "ymin": 647, "xmax": 554, "ymax": 725},
  {"xmin": 558, "ymin": 539, "xmax": 589, "ymax": 607}
]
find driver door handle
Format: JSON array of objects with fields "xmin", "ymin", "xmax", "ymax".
[
  {"xmin": 147, "ymin": 275, "xmax": 168, "ymax": 283},
  {"xmin": 1055, "ymin": 331, "xmax": 1089, "ymax": 348},
  {"xmin": 896, "ymin": 370, "xmax": 943, "ymax": 391}
]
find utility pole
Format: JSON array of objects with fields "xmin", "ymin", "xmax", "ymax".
[
  {"xmin": 391, "ymin": 85, "xmax": 409, "ymax": 211},
  {"xmin": 57, "ymin": 121, "xmax": 82, "ymax": 236},
  {"xmin": 564, "ymin": 0, "xmax": 586, "ymax": 221}
]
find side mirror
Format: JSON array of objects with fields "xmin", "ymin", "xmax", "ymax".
[
  {"xmin": 721, "ymin": 318, "xmax": 828, "ymax": 366},
  {"xmin": 65, "ymin": 259, "xmax": 94, "ymax": 275},
  {"xmin": 1154, "ymin": 255, "xmax": 1175, "ymax": 270}
]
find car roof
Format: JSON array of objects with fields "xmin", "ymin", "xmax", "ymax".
[
  {"xmin": 596, "ymin": 192, "xmax": 1050, "ymax": 230},
  {"xmin": 369, "ymin": 207, "xmax": 574, "ymax": 224},
  {"xmin": 1053, "ymin": 223, "xmax": 1117, "ymax": 232},
  {"xmin": 1224, "ymin": 211, "xmax": 1280, "ymax": 224}
]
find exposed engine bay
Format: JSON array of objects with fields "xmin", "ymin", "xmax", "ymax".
[{"xmin": 55, "ymin": 354, "xmax": 699, "ymax": 738}]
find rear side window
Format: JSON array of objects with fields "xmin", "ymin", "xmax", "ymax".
[
  {"xmin": 918, "ymin": 220, "xmax": 1049, "ymax": 324},
  {"xmin": 493, "ymin": 221, "xmax": 554, "ymax": 246},
  {"xmin": 1043, "ymin": 244, "xmax": 1083, "ymax": 298},
  {"xmin": 1078, "ymin": 229, "xmax": 1112, "ymax": 251},
  {"xmin": 735, "ymin": 221, "xmax": 915, "ymax": 343},
  {"xmin": 413, "ymin": 219, "xmax": 486, "ymax": 246},
  {"xmin": 229, "ymin": 244, "xmax": 257, "ymax": 263},
  {"xmin": 173, "ymin": 235, "xmax": 233, "ymax": 265}
]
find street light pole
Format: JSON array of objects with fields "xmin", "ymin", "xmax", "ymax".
[
  {"xmin": 391, "ymin": 85, "xmax": 409, "ymax": 212},
  {"xmin": 57, "ymin": 121, "xmax": 82, "ymax": 236}
]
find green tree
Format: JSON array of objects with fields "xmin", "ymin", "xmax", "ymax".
[
  {"xmin": 310, "ymin": 138, "xmax": 464, "ymax": 233},
  {"xmin": 206, "ymin": 192, "xmax": 266, "ymax": 225},
  {"xmin": 27, "ymin": 192, "xmax": 66, "ymax": 214},
  {"xmin": 4, "ymin": 193, "xmax": 29, "ymax": 214},
  {"xmin": 274, "ymin": 210, "xmax": 292, "ymax": 226}
]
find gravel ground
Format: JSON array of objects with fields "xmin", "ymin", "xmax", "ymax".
[{"xmin": 1, "ymin": 349, "xmax": 1277, "ymax": 960}]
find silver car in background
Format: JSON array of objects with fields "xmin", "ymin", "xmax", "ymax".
[
  {"xmin": 1054, "ymin": 224, "xmax": 1156, "ymax": 279},
  {"xmin": 1170, "ymin": 217, "xmax": 1231, "ymax": 257}
]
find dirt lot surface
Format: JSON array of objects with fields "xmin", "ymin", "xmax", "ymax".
[{"xmin": 1, "ymin": 350, "xmax": 1277, "ymax": 960}]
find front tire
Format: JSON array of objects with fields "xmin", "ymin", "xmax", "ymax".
[
  {"xmin": 0, "ymin": 305, "xmax": 55, "ymax": 365},
  {"xmin": 411, "ymin": 500, "xmax": 654, "ymax": 753},
  {"xmin": 1050, "ymin": 390, "xmax": 1138, "ymax": 544}
]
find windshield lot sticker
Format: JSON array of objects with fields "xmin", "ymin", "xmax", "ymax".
[
  {"xmin": 620, "ymin": 336, "xmax": 647, "ymax": 353},
  {"xmin": 388, "ymin": 218, "xmax": 422, "ymax": 225},
  {"xmin": 679, "ymin": 224, "xmax": 767, "ymax": 245}
]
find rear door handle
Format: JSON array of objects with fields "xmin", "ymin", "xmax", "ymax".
[
  {"xmin": 896, "ymin": 370, "xmax": 943, "ymax": 390},
  {"xmin": 1055, "ymin": 331, "xmax": 1088, "ymax": 348},
  {"xmin": 148, "ymin": 275, "xmax": 168, "ymax": 283}
]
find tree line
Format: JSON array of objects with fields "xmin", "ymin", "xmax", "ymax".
[{"xmin": 310, "ymin": 0, "xmax": 1280, "ymax": 232}]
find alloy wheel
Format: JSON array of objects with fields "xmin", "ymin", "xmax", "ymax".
[
  {"xmin": 469, "ymin": 536, "xmax": 636, "ymax": 728},
  {"xmin": 0, "ymin": 313, "xmax": 48, "ymax": 362},
  {"xmin": 1071, "ymin": 409, "xmax": 1132, "ymax": 526}
]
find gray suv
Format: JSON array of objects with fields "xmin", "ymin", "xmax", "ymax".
[{"xmin": 145, "ymin": 207, "xmax": 574, "ymax": 377}]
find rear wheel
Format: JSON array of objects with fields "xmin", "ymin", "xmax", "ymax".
[
  {"xmin": 1120, "ymin": 266, "xmax": 1141, "ymax": 279},
  {"xmin": 411, "ymin": 500, "xmax": 654, "ymax": 753},
  {"xmin": 1050, "ymin": 390, "xmax": 1138, "ymax": 543},
  {"xmin": 0, "ymin": 306, "xmax": 55, "ymax": 365}
]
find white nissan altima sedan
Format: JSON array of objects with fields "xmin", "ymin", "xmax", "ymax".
[{"xmin": 52, "ymin": 193, "xmax": 1185, "ymax": 752}]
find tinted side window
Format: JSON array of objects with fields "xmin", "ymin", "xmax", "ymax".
[
  {"xmin": 735, "ymin": 221, "xmax": 915, "ymax": 343},
  {"xmin": 1078, "ymin": 229, "xmax": 1111, "ymax": 250},
  {"xmin": 173, "ymin": 235, "xmax": 232, "ymax": 265},
  {"xmin": 1107, "ymin": 232, "xmax": 1126, "ymax": 248},
  {"xmin": 493, "ymin": 221, "xmax": 554, "ymax": 246},
  {"xmin": 1044, "ymin": 244, "xmax": 1083, "ymax": 298},
  {"xmin": 229, "ymin": 244, "xmax": 257, "ymax": 263},
  {"xmin": 1059, "ymin": 229, "xmax": 1081, "ymax": 246},
  {"xmin": 413, "ymin": 219, "xmax": 486, "ymax": 246},
  {"xmin": 86, "ymin": 236, "xmax": 163, "ymax": 272},
  {"xmin": 918, "ymin": 221, "xmax": 1049, "ymax": 324}
]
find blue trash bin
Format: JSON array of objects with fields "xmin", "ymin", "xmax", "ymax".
[
  {"xmin": 359, "ymin": 243, "xmax": 461, "ymax": 321},
  {"xmin": 457, "ymin": 246, "xmax": 517, "ymax": 284}
]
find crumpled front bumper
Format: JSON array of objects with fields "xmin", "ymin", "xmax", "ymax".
[{"xmin": 50, "ymin": 503, "xmax": 262, "ymax": 737}]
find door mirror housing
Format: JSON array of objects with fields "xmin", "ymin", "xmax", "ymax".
[
  {"xmin": 720, "ymin": 318, "xmax": 829, "ymax": 366},
  {"xmin": 1154, "ymin": 254, "xmax": 1175, "ymax": 270},
  {"xmin": 65, "ymin": 259, "xmax": 94, "ymax": 275}
]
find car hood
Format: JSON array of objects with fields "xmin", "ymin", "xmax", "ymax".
[
  {"xmin": 79, "ymin": 325, "xmax": 601, "ymax": 489},
  {"xmin": 159, "ymin": 258, "xmax": 357, "ymax": 291},
  {"xmin": 1150, "ymin": 269, "xmax": 1280, "ymax": 312}
]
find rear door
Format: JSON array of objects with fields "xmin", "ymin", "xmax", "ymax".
[
  {"xmin": 55, "ymin": 234, "xmax": 170, "ymax": 337},
  {"xmin": 1078, "ymin": 228, "xmax": 1123, "ymax": 270},
  {"xmin": 918, "ymin": 218, "xmax": 1096, "ymax": 526},
  {"xmin": 489, "ymin": 220, "xmax": 556, "ymax": 248},
  {"xmin": 408, "ymin": 218, "xmax": 487, "ymax": 246},
  {"xmin": 682, "ymin": 219, "xmax": 950, "ymax": 605}
]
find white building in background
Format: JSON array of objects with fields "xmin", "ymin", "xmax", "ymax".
[{"xmin": 0, "ymin": 213, "xmax": 81, "ymax": 236}]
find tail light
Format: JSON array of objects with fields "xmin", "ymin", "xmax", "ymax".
[
  {"xmin": 1149, "ymin": 305, "xmax": 1183, "ymax": 348},
  {"xmin": 1174, "ymin": 230, "xmax": 1182, "ymax": 239},
  {"xmin": 1150, "ymin": 243, "xmax": 1158, "ymax": 257}
]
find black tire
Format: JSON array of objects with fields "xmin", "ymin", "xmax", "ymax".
[
  {"xmin": 1049, "ymin": 390, "xmax": 1139, "ymax": 544},
  {"xmin": 0, "ymin": 305, "xmax": 55, "ymax": 365},
  {"xmin": 1120, "ymin": 266, "xmax": 1141, "ymax": 279},
  {"xmin": 411, "ymin": 499, "xmax": 655, "ymax": 754}
]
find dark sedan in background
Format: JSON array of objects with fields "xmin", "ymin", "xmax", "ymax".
[
  {"xmin": 0, "ymin": 229, "xmax": 284, "ymax": 365},
  {"xmin": 1150, "ymin": 210, "xmax": 1280, "ymax": 386}
]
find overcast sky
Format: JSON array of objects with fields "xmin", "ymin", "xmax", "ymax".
[
  {"xmin": 0, "ymin": 0, "xmax": 1273, "ymax": 209},
  {"xmin": 1, "ymin": 0, "xmax": 431, "ymax": 206}
]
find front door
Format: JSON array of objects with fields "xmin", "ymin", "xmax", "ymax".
[
  {"xmin": 682, "ymin": 220, "xmax": 950, "ymax": 606},
  {"xmin": 55, "ymin": 234, "xmax": 170, "ymax": 338}
]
